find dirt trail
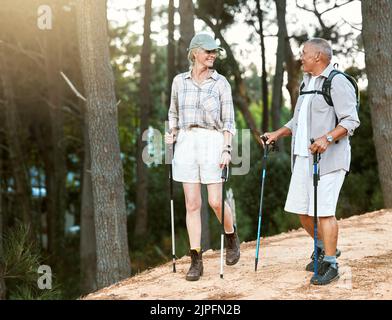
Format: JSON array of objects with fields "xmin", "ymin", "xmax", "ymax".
[{"xmin": 84, "ymin": 209, "xmax": 392, "ymax": 300}]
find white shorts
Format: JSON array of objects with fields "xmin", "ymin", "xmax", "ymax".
[
  {"xmin": 173, "ymin": 127, "xmax": 224, "ymax": 184},
  {"xmin": 284, "ymin": 156, "xmax": 346, "ymax": 217}
]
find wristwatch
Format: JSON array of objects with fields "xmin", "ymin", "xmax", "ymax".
[{"xmin": 326, "ymin": 135, "xmax": 333, "ymax": 143}]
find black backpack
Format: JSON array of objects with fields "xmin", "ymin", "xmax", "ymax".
[{"xmin": 299, "ymin": 69, "xmax": 360, "ymax": 118}]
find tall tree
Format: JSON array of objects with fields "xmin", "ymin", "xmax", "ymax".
[
  {"xmin": 284, "ymin": 37, "xmax": 301, "ymax": 113},
  {"xmin": 80, "ymin": 116, "xmax": 97, "ymax": 293},
  {"xmin": 255, "ymin": 0, "xmax": 269, "ymax": 132},
  {"xmin": 177, "ymin": 0, "xmax": 195, "ymax": 72},
  {"xmin": 135, "ymin": 0, "xmax": 153, "ymax": 238},
  {"xmin": 271, "ymin": 0, "xmax": 286, "ymax": 131},
  {"xmin": 167, "ymin": 0, "xmax": 176, "ymax": 105},
  {"xmin": 0, "ymin": 146, "xmax": 5, "ymax": 299},
  {"xmin": 362, "ymin": 1, "xmax": 392, "ymax": 207},
  {"xmin": 42, "ymin": 2, "xmax": 66, "ymax": 261},
  {"xmin": 0, "ymin": 45, "xmax": 33, "ymax": 232},
  {"xmin": 76, "ymin": 0, "xmax": 131, "ymax": 288}
]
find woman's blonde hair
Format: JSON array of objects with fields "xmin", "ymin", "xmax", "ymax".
[{"xmin": 187, "ymin": 47, "xmax": 200, "ymax": 70}]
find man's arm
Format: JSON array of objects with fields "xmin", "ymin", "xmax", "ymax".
[
  {"xmin": 309, "ymin": 125, "xmax": 347, "ymax": 154},
  {"xmin": 262, "ymin": 126, "xmax": 292, "ymax": 145}
]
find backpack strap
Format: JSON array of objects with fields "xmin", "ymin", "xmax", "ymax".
[
  {"xmin": 321, "ymin": 70, "xmax": 340, "ymax": 106},
  {"xmin": 322, "ymin": 69, "xmax": 360, "ymax": 109},
  {"xmin": 299, "ymin": 70, "xmax": 360, "ymax": 111},
  {"xmin": 299, "ymin": 81, "xmax": 324, "ymax": 96}
]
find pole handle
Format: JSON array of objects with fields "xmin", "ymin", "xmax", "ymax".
[
  {"xmin": 261, "ymin": 135, "xmax": 278, "ymax": 152},
  {"xmin": 221, "ymin": 165, "xmax": 228, "ymax": 181}
]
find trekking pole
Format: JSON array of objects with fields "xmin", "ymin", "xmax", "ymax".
[
  {"xmin": 310, "ymin": 138, "xmax": 320, "ymax": 278},
  {"xmin": 169, "ymin": 139, "xmax": 176, "ymax": 273},
  {"xmin": 255, "ymin": 136, "xmax": 276, "ymax": 271},
  {"xmin": 220, "ymin": 165, "xmax": 228, "ymax": 279}
]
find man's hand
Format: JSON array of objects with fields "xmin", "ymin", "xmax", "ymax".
[
  {"xmin": 260, "ymin": 131, "xmax": 279, "ymax": 146},
  {"xmin": 309, "ymin": 135, "xmax": 330, "ymax": 154}
]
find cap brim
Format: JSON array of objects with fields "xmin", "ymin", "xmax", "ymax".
[{"xmin": 201, "ymin": 45, "xmax": 224, "ymax": 51}]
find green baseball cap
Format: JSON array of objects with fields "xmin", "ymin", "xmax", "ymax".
[{"xmin": 188, "ymin": 33, "xmax": 223, "ymax": 51}]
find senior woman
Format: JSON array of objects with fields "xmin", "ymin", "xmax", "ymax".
[{"xmin": 165, "ymin": 33, "xmax": 240, "ymax": 281}]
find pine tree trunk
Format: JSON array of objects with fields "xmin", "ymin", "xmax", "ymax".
[
  {"xmin": 255, "ymin": 0, "xmax": 269, "ymax": 132},
  {"xmin": 0, "ymin": 46, "xmax": 33, "ymax": 232},
  {"xmin": 272, "ymin": 0, "xmax": 286, "ymax": 152},
  {"xmin": 177, "ymin": 0, "xmax": 195, "ymax": 72},
  {"xmin": 201, "ymin": 185, "xmax": 210, "ymax": 251},
  {"xmin": 76, "ymin": 0, "xmax": 131, "ymax": 288},
  {"xmin": 135, "ymin": 0, "xmax": 153, "ymax": 238},
  {"xmin": 80, "ymin": 117, "xmax": 97, "ymax": 293},
  {"xmin": 362, "ymin": 1, "xmax": 392, "ymax": 207},
  {"xmin": 285, "ymin": 43, "xmax": 301, "ymax": 113},
  {"xmin": 167, "ymin": 0, "xmax": 176, "ymax": 105},
  {"xmin": 43, "ymin": 8, "xmax": 66, "ymax": 261},
  {"xmin": 0, "ymin": 149, "xmax": 6, "ymax": 300}
]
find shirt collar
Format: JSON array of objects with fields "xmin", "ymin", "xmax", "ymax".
[
  {"xmin": 304, "ymin": 63, "xmax": 334, "ymax": 81},
  {"xmin": 185, "ymin": 69, "xmax": 219, "ymax": 81}
]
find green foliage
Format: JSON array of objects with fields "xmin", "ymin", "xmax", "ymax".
[
  {"xmin": 337, "ymin": 90, "xmax": 383, "ymax": 217},
  {"xmin": 1, "ymin": 224, "xmax": 62, "ymax": 300},
  {"xmin": 196, "ymin": 0, "xmax": 243, "ymax": 29},
  {"xmin": 230, "ymin": 143, "xmax": 293, "ymax": 241}
]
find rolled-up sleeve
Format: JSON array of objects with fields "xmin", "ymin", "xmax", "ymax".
[
  {"xmin": 331, "ymin": 75, "xmax": 360, "ymax": 136},
  {"xmin": 168, "ymin": 77, "xmax": 179, "ymax": 130},
  {"xmin": 220, "ymin": 78, "xmax": 236, "ymax": 136},
  {"xmin": 284, "ymin": 118, "xmax": 293, "ymax": 131}
]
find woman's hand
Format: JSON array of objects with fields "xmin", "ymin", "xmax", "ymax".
[
  {"xmin": 220, "ymin": 150, "xmax": 231, "ymax": 168},
  {"xmin": 165, "ymin": 130, "xmax": 177, "ymax": 144}
]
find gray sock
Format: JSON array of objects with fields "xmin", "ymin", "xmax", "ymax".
[
  {"xmin": 316, "ymin": 240, "xmax": 324, "ymax": 251},
  {"xmin": 323, "ymin": 255, "xmax": 337, "ymax": 269}
]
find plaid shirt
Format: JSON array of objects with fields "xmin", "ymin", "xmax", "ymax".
[{"xmin": 168, "ymin": 70, "xmax": 236, "ymax": 135}]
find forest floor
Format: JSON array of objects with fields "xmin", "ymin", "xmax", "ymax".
[{"xmin": 84, "ymin": 209, "xmax": 392, "ymax": 300}]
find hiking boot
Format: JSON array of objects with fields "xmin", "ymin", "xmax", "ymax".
[
  {"xmin": 306, "ymin": 248, "xmax": 341, "ymax": 272},
  {"xmin": 225, "ymin": 229, "xmax": 240, "ymax": 266},
  {"xmin": 310, "ymin": 261, "xmax": 339, "ymax": 285},
  {"xmin": 186, "ymin": 249, "xmax": 203, "ymax": 281}
]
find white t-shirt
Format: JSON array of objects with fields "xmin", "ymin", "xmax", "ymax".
[{"xmin": 294, "ymin": 76, "xmax": 318, "ymax": 157}]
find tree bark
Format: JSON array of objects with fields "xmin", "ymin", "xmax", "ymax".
[
  {"xmin": 285, "ymin": 39, "xmax": 302, "ymax": 113},
  {"xmin": 0, "ymin": 46, "xmax": 33, "ymax": 231},
  {"xmin": 43, "ymin": 5, "xmax": 66, "ymax": 260},
  {"xmin": 135, "ymin": 0, "xmax": 153, "ymax": 238},
  {"xmin": 80, "ymin": 116, "xmax": 97, "ymax": 294},
  {"xmin": 177, "ymin": 0, "xmax": 195, "ymax": 72},
  {"xmin": 255, "ymin": 0, "xmax": 269, "ymax": 132},
  {"xmin": 272, "ymin": 0, "xmax": 286, "ymax": 150},
  {"xmin": 200, "ymin": 185, "xmax": 210, "ymax": 251},
  {"xmin": 167, "ymin": 0, "xmax": 176, "ymax": 105},
  {"xmin": 76, "ymin": 0, "xmax": 131, "ymax": 288},
  {"xmin": 0, "ymin": 144, "xmax": 6, "ymax": 300},
  {"xmin": 362, "ymin": 1, "xmax": 392, "ymax": 207}
]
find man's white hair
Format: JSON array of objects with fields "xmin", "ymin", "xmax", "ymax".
[{"xmin": 306, "ymin": 38, "xmax": 333, "ymax": 61}]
